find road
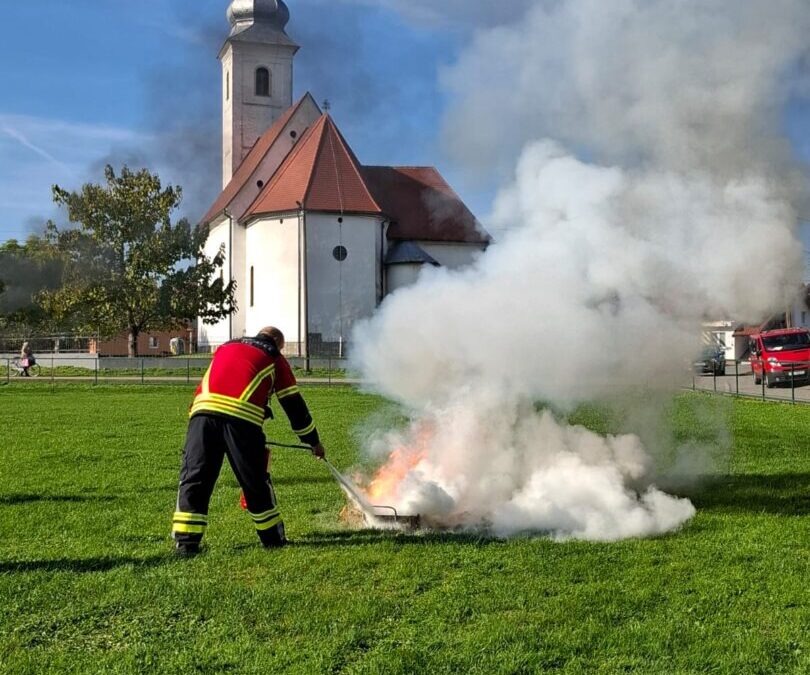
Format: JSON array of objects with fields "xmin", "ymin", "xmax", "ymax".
[{"xmin": 690, "ymin": 362, "xmax": 810, "ymax": 403}]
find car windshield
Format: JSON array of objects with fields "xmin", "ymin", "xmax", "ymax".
[{"xmin": 761, "ymin": 332, "xmax": 810, "ymax": 352}]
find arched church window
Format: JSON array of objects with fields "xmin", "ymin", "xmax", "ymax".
[
  {"xmin": 255, "ymin": 67, "xmax": 271, "ymax": 97},
  {"xmin": 226, "ymin": 71, "xmax": 230, "ymax": 101},
  {"xmin": 250, "ymin": 266, "xmax": 255, "ymax": 307}
]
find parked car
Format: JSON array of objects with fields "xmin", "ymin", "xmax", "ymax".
[
  {"xmin": 693, "ymin": 345, "xmax": 726, "ymax": 375},
  {"xmin": 749, "ymin": 328, "xmax": 810, "ymax": 387}
]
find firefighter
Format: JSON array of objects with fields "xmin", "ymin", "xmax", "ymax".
[{"xmin": 172, "ymin": 326, "xmax": 326, "ymax": 556}]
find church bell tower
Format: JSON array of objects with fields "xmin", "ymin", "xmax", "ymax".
[{"xmin": 221, "ymin": 0, "xmax": 299, "ymax": 187}]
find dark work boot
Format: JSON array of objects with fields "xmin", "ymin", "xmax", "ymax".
[
  {"xmin": 175, "ymin": 541, "xmax": 201, "ymax": 557},
  {"xmin": 260, "ymin": 521, "xmax": 288, "ymax": 549}
]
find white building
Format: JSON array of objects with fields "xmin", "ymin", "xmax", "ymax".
[{"xmin": 199, "ymin": 0, "xmax": 490, "ymax": 354}]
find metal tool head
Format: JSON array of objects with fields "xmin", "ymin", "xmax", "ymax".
[{"xmin": 370, "ymin": 513, "xmax": 421, "ymax": 529}]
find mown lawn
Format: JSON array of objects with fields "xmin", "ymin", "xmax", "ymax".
[{"xmin": 0, "ymin": 386, "xmax": 807, "ymax": 674}]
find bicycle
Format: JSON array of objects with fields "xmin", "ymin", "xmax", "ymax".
[{"xmin": 9, "ymin": 358, "xmax": 41, "ymax": 378}]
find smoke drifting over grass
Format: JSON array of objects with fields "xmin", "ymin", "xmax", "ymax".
[{"xmin": 351, "ymin": 0, "xmax": 810, "ymax": 540}]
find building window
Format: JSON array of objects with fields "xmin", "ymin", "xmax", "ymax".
[
  {"xmin": 148, "ymin": 336, "xmax": 159, "ymax": 350},
  {"xmin": 255, "ymin": 67, "xmax": 270, "ymax": 97},
  {"xmin": 250, "ymin": 266, "xmax": 255, "ymax": 307},
  {"xmin": 226, "ymin": 71, "xmax": 230, "ymax": 100},
  {"xmin": 333, "ymin": 245, "xmax": 348, "ymax": 262}
]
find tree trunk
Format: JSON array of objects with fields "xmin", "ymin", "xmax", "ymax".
[{"xmin": 128, "ymin": 328, "xmax": 139, "ymax": 358}]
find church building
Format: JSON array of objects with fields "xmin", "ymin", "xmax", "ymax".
[{"xmin": 199, "ymin": 0, "xmax": 490, "ymax": 355}]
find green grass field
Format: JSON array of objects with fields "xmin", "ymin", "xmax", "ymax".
[{"xmin": 0, "ymin": 386, "xmax": 807, "ymax": 674}]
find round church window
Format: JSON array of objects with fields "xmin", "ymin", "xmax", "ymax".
[{"xmin": 333, "ymin": 245, "xmax": 348, "ymax": 262}]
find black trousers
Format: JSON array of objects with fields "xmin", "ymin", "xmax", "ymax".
[{"xmin": 172, "ymin": 414, "xmax": 285, "ymax": 547}]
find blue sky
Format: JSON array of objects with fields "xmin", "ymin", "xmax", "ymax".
[
  {"xmin": 0, "ymin": 0, "xmax": 473, "ymax": 242},
  {"xmin": 1, "ymin": 0, "xmax": 808, "ymax": 257}
]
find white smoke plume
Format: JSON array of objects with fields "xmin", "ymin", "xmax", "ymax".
[{"xmin": 350, "ymin": 0, "xmax": 810, "ymax": 540}]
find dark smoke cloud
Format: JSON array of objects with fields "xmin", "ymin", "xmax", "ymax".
[
  {"xmin": 345, "ymin": 0, "xmax": 535, "ymax": 29},
  {"xmin": 90, "ymin": 2, "xmax": 447, "ymax": 221},
  {"xmin": 293, "ymin": 1, "xmax": 446, "ymax": 164},
  {"xmin": 77, "ymin": 12, "xmax": 222, "ymax": 225},
  {"xmin": 139, "ymin": 15, "xmax": 223, "ymax": 223}
]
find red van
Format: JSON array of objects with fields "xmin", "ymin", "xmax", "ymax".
[{"xmin": 749, "ymin": 328, "xmax": 810, "ymax": 387}]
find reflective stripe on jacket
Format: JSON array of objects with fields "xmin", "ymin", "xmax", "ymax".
[
  {"xmin": 190, "ymin": 340, "xmax": 277, "ymax": 426},
  {"xmin": 190, "ymin": 337, "xmax": 320, "ymax": 444}
]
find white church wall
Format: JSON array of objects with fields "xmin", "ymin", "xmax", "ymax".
[
  {"xmin": 231, "ymin": 221, "xmax": 247, "ymax": 339},
  {"xmin": 419, "ymin": 241, "xmax": 486, "ymax": 270},
  {"xmin": 236, "ymin": 43, "xmax": 293, "ymax": 171},
  {"xmin": 222, "ymin": 41, "xmax": 295, "ymax": 185},
  {"xmin": 306, "ymin": 213, "xmax": 383, "ymax": 346},
  {"xmin": 198, "ymin": 218, "xmax": 232, "ymax": 349},
  {"xmin": 245, "ymin": 216, "xmax": 302, "ymax": 348},
  {"xmin": 222, "ymin": 47, "xmax": 234, "ymax": 189},
  {"xmin": 386, "ymin": 264, "xmax": 424, "ymax": 295}
]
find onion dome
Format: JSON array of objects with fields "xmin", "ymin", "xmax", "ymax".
[{"xmin": 227, "ymin": 0, "xmax": 291, "ymax": 34}]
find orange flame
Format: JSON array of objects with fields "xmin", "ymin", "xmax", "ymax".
[
  {"xmin": 363, "ymin": 424, "xmax": 435, "ymax": 502},
  {"xmin": 365, "ymin": 447, "xmax": 426, "ymax": 501}
]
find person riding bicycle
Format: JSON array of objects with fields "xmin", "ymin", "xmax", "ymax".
[{"xmin": 19, "ymin": 341, "xmax": 36, "ymax": 377}]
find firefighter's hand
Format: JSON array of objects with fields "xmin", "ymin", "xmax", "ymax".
[{"xmin": 311, "ymin": 443, "xmax": 326, "ymax": 459}]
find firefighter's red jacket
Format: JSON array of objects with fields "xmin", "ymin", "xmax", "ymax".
[{"xmin": 190, "ymin": 337, "xmax": 319, "ymax": 445}]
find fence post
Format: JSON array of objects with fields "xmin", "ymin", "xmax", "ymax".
[
  {"xmin": 328, "ymin": 355, "xmax": 332, "ymax": 384},
  {"xmin": 735, "ymin": 359, "xmax": 739, "ymax": 395},
  {"xmin": 141, "ymin": 358, "xmax": 145, "ymax": 385},
  {"xmin": 761, "ymin": 361, "xmax": 766, "ymax": 400},
  {"xmin": 713, "ymin": 366, "xmax": 717, "ymax": 392},
  {"xmin": 187, "ymin": 358, "xmax": 190, "ymax": 384},
  {"xmin": 95, "ymin": 356, "xmax": 99, "ymax": 386},
  {"xmin": 692, "ymin": 372, "xmax": 696, "ymax": 391},
  {"xmin": 5, "ymin": 358, "xmax": 9, "ymax": 384},
  {"xmin": 791, "ymin": 364, "xmax": 796, "ymax": 404}
]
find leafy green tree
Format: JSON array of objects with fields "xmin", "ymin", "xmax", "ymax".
[{"xmin": 43, "ymin": 165, "xmax": 235, "ymax": 356}]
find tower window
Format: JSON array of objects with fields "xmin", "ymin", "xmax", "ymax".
[
  {"xmin": 226, "ymin": 71, "xmax": 230, "ymax": 100},
  {"xmin": 255, "ymin": 67, "xmax": 271, "ymax": 97},
  {"xmin": 250, "ymin": 266, "xmax": 255, "ymax": 307}
]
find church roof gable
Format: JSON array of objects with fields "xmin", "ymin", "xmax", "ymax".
[
  {"xmin": 245, "ymin": 114, "xmax": 382, "ymax": 218},
  {"xmin": 202, "ymin": 93, "xmax": 318, "ymax": 224}
]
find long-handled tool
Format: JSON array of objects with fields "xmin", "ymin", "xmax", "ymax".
[{"xmin": 267, "ymin": 441, "xmax": 420, "ymax": 528}]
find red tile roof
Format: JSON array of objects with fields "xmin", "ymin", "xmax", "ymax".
[
  {"xmin": 214, "ymin": 108, "xmax": 487, "ymax": 246},
  {"xmin": 245, "ymin": 115, "xmax": 382, "ymax": 218},
  {"xmin": 202, "ymin": 94, "xmax": 313, "ymax": 224},
  {"xmin": 362, "ymin": 166, "xmax": 490, "ymax": 244}
]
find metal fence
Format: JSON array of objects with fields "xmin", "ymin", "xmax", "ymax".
[
  {"xmin": 1, "ymin": 354, "xmax": 353, "ymax": 386},
  {"xmin": 0, "ymin": 335, "xmax": 96, "ymax": 354},
  {"xmin": 691, "ymin": 358, "xmax": 810, "ymax": 404},
  {"xmin": 7, "ymin": 353, "xmax": 809, "ymax": 404}
]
